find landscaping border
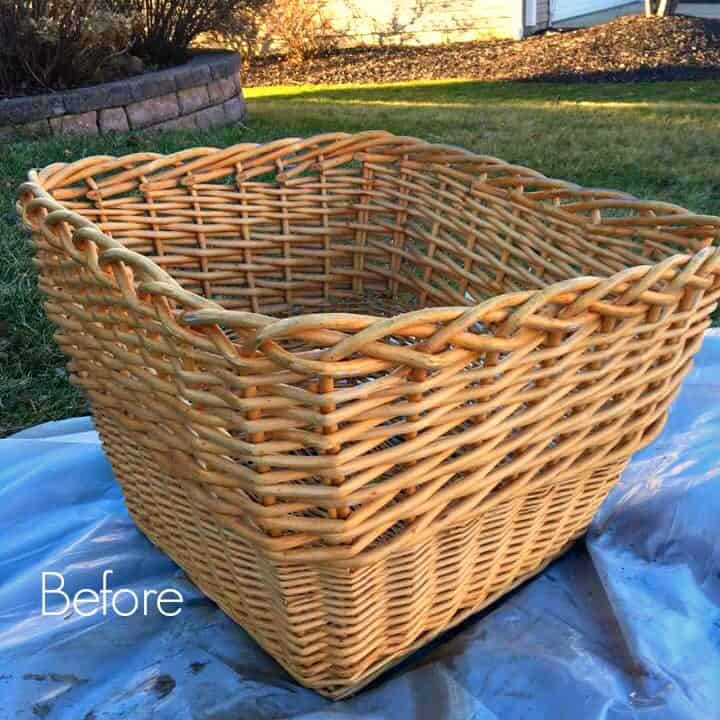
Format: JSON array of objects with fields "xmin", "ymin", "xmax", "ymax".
[{"xmin": 0, "ymin": 52, "xmax": 245, "ymax": 140}]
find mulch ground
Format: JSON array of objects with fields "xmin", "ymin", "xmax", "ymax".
[{"xmin": 244, "ymin": 14, "xmax": 720, "ymax": 86}]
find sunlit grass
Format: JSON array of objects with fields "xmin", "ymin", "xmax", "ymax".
[
  {"xmin": 2, "ymin": 78, "xmax": 719, "ymax": 434},
  {"xmin": 245, "ymin": 78, "xmax": 720, "ymax": 105}
]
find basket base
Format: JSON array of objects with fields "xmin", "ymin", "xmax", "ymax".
[
  {"xmin": 208, "ymin": 535, "xmax": 579, "ymax": 700},
  {"xmin": 98, "ymin": 410, "xmax": 624, "ymax": 698}
]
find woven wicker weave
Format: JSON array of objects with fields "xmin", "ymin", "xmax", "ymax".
[{"xmin": 17, "ymin": 131, "xmax": 720, "ymax": 698}]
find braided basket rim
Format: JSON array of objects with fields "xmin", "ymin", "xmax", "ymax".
[{"xmin": 17, "ymin": 131, "xmax": 720, "ymax": 340}]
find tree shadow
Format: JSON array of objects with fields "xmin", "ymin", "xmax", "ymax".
[{"xmin": 522, "ymin": 64, "xmax": 720, "ymax": 84}]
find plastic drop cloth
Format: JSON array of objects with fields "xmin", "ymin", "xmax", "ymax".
[{"xmin": 1, "ymin": 332, "xmax": 719, "ymax": 720}]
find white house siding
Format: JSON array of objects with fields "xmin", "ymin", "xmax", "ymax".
[
  {"xmin": 322, "ymin": 0, "xmax": 525, "ymax": 46},
  {"xmin": 550, "ymin": 0, "xmax": 632, "ymax": 22}
]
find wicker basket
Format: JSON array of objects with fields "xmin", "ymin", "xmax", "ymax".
[{"xmin": 18, "ymin": 132, "xmax": 720, "ymax": 698}]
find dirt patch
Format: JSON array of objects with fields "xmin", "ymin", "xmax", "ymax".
[
  {"xmin": 152, "ymin": 674, "xmax": 176, "ymax": 699},
  {"xmin": 244, "ymin": 15, "xmax": 720, "ymax": 86}
]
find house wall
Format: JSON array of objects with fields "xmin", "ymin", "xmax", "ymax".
[
  {"xmin": 683, "ymin": 4, "xmax": 720, "ymax": 19},
  {"xmin": 322, "ymin": 0, "xmax": 524, "ymax": 45},
  {"xmin": 547, "ymin": 2, "xmax": 720, "ymax": 28},
  {"xmin": 247, "ymin": 0, "xmax": 710, "ymax": 55},
  {"xmin": 550, "ymin": 0, "xmax": 633, "ymax": 22}
]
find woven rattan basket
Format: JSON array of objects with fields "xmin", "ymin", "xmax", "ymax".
[{"xmin": 18, "ymin": 132, "xmax": 720, "ymax": 698}]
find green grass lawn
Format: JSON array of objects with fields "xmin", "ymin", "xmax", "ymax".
[{"xmin": 2, "ymin": 78, "xmax": 719, "ymax": 435}]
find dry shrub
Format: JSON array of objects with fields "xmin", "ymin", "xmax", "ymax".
[
  {"xmin": 125, "ymin": 0, "xmax": 268, "ymax": 66},
  {"xmin": 262, "ymin": 0, "xmax": 335, "ymax": 62},
  {"xmin": 201, "ymin": 0, "xmax": 335, "ymax": 64},
  {"xmin": 203, "ymin": 5, "xmax": 267, "ymax": 64},
  {"xmin": 0, "ymin": 0, "xmax": 269, "ymax": 95},
  {"xmin": 0, "ymin": 0, "xmax": 139, "ymax": 96},
  {"xmin": 203, "ymin": 0, "xmax": 335, "ymax": 65}
]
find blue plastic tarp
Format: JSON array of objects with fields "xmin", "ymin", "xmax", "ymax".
[{"xmin": 1, "ymin": 331, "xmax": 719, "ymax": 720}]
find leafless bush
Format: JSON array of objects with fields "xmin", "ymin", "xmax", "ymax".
[
  {"xmin": 0, "ymin": 0, "xmax": 139, "ymax": 96},
  {"xmin": 124, "ymin": 0, "xmax": 269, "ymax": 65},
  {"xmin": 203, "ymin": 4, "xmax": 268, "ymax": 64},
  {"xmin": 262, "ymin": 0, "xmax": 335, "ymax": 62}
]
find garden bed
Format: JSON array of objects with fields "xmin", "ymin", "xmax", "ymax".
[
  {"xmin": 244, "ymin": 15, "xmax": 720, "ymax": 86},
  {"xmin": 0, "ymin": 52, "xmax": 245, "ymax": 139}
]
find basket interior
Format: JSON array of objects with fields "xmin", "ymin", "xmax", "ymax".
[{"xmin": 50, "ymin": 142, "xmax": 697, "ymax": 319}]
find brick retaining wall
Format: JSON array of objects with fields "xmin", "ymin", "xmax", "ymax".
[{"xmin": 0, "ymin": 52, "xmax": 244, "ymax": 140}]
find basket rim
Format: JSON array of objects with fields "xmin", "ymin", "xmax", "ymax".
[{"xmin": 16, "ymin": 131, "xmax": 720, "ymax": 341}]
